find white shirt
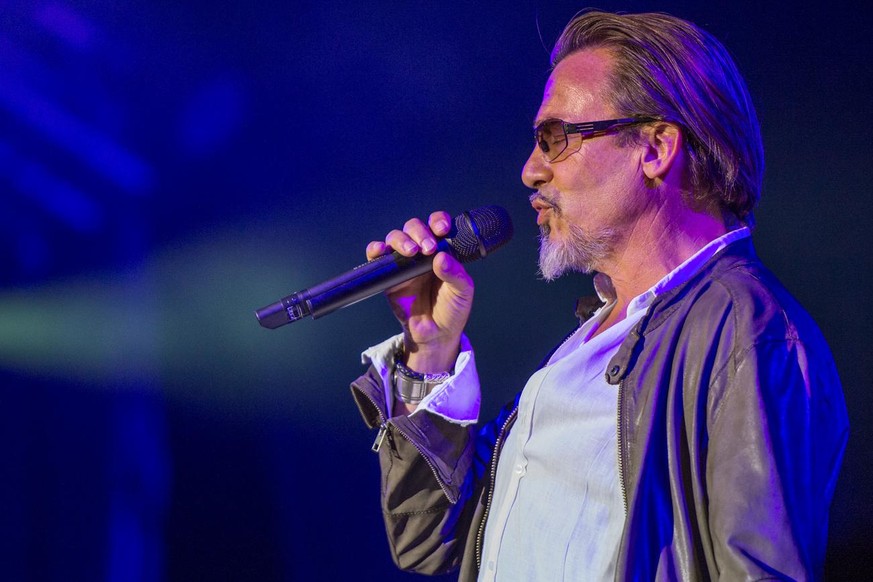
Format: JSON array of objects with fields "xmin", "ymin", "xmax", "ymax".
[{"xmin": 362, "ymin": 228, "xmax": 751, "ymax": 581}]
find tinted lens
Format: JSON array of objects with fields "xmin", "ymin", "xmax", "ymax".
[{"xmin": 534, "ymin": 120, "xmax": 567, "ymax": 161}]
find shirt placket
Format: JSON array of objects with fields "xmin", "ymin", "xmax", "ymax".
[{"xmin": 480, "ymin": 373, "xmax": 539, "ymax": 580}]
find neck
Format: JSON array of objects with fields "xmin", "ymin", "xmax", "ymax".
[{"xmin": 597, "ymin": 207, "xmax": 729, "ymax": 309}]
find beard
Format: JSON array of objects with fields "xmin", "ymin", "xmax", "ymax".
[
  {"xmin": 531, "ymin": 192, "xmax": 617, "ymax": 281},
  {"xmin": 537, "ymin": 221, "xmax": 616, "ymax": 281}
]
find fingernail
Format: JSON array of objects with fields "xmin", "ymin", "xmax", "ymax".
[
  {"xmin": 421, "ymin": 238, "xmax": 436, "ymax": 253},
  {"xmin": 434, "ymin": 219, "xmax": 449, "ymax": 233},
  {"xmin": 402, "ymin": 241, "xmax": 418, "ymax": 253}
]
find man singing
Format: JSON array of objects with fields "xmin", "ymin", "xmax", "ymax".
[{"xmin": 351, "ymin": 10, "xmax": 848, "ymax": 580}]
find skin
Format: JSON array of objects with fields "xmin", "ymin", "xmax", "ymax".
[{"xmin": 367, "ymin": 47, "xmax": 729, "ymax": 414}]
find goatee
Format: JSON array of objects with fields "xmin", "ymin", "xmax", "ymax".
[{"xmin": 538, "ymin": 223, "xmax": 616, "ymax": 281}]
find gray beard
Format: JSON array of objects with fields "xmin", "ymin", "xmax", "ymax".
[{"xmin": 538, "ymin": 223, "xmax": 616, "ymax": 281}]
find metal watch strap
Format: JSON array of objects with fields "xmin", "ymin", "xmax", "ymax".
[{"xmin": 393, "ymin": 360, "xmax": 452, "ymax": 404}]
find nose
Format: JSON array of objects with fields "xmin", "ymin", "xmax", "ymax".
[{"xmin": 522, "ymin": 144, "xmax": 551, "ymax": 191}]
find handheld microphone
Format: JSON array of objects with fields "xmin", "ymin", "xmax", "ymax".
[{"xmin": 254, "ymin": 205, "xmax": 513, "ymax": 329}]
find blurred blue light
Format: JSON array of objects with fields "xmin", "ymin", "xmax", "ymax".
[
  {"xmin": 0, "ymin": 140, "xmax": 102, "ymax": 232},
  {"xmin": 0, "ymin": 76, "xmax": 154, "ymax": 195},
  {"xmin": 178, "ymin": 76, "xmax": 247, "ymax": 157},
  {"xmin": 33, "ymin": 3, "xmax": 97, "ymax": 50}
]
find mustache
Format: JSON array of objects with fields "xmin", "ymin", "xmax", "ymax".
[
  {"xmin": 529, "ymin": 192, "xmax": 561, "ymax": 213},
  {"xmin": 530, "ymin": 192, "xmax": 560, "ymax": 237}
]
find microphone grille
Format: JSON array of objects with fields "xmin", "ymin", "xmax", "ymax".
[{"xmin": 450, "ymin": 205, "xmax": 514, "ymax": 263}]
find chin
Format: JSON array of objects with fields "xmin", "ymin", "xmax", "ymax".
[
  {"xmin": 537, "ymin": 223, "xmax": 614, "ymax": 281},
  {"xmin": 538, "ymin": 238, "xmax": 590, "ymax": 281}
]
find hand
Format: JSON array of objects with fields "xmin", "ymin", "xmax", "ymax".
[{"xmin": 366, "ymin": 211, "xmax": 474, "ymax": 373}]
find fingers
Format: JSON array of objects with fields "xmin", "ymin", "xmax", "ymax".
[
  {"xmin": 428, "ymin": 211, "xmax": 452, "ymax": 237},
  {"xmin": 365, "ymin": 240, "xmax": 389, "ymax": 261},
  {"xmin": 387, "ymin": 212, "xmax": 452, "ymax": 257},
  {"xmin": 366, "ymin": 210, "xmax": 453, "ymax": 261}
]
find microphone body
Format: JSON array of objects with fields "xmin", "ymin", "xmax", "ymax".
[{"xmin": 255, "ymin": 206, "xmax": 513, "ymax": 329}]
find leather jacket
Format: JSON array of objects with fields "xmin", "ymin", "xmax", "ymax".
[{"xmin": 351, "ymin": 238, "xmax": 848, "ymax": 581}]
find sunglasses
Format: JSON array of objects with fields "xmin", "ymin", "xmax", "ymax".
[{"xmin": 533, "ymin": 116, "xmax": 661, "ymax": 162}]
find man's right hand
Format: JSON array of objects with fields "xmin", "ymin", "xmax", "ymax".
[{"xmin": 366, "ymin": 211, "xmax": 474, "ymax": 375}]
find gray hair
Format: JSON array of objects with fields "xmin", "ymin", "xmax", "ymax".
[{"xmin": 552, "ymin": 10, "xmax": 764, "ymax": 227}]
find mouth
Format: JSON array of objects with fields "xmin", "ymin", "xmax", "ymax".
[{"xmin": 529, "ymin": 192, "xmax": 557, "ymax": 227}]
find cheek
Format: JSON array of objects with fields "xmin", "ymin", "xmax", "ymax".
[
  {"xmin": 550, "ymin": 147, "xmax": 636, "ymax": 228},
  {"xmin": 550, "ymin": 194, "xmax": 593, "ymax": 236}
]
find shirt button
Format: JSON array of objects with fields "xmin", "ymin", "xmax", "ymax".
[{"xmin": 514, "ymin": 463, "xmax": 525, "ymax": 475}]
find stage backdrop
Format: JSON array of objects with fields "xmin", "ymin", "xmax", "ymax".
[{"xmin": 0, "ymin": 1, "xmax": 870, "ymax": 579}]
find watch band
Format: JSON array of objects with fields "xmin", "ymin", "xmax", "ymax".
[{"xmin": 393, "ymin": 359, "xmax": 452, "ymax": 404}]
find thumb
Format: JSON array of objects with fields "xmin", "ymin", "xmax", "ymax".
[{"xmin": 432, "ymin": 251, "xmax": 473, "ymax": 296}]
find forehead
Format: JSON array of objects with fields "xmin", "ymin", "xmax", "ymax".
[{"xmin": 536, "ymin": 48, "xmax": 616, "ymax": 124}]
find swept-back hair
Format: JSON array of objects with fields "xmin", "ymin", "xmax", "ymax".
[{"xmin": 553, "ymin": 11, "xmax": 764, "ymax": 226}]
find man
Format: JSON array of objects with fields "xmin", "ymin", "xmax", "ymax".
[{"xmin": 351, "ymin": 10, "xmax": 848, "ymax": 581}]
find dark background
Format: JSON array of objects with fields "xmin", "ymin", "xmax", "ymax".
[{"xmin": 0, "ymin": 1, "xmax": 870, "ymax": 580}]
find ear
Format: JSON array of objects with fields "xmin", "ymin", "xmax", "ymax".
[{"xmin": 640, "ymin": 122, "xmax": 683, "ymax": 181}]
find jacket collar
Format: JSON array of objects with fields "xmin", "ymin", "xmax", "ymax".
[
  {"xmin": 638, "ymin": 236, "xmax": 758, "ymax": 334},
  {"xmin": 575, "ymin": 237, "xmax": 758, "ymax": 327},
  {"xmin": 594, "ymin": 237, "xmax": 759, "ymax": 386}
]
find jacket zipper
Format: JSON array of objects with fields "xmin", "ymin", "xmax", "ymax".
[
  {"xmin": 474, "ymin": 364, "xmax": 629, "ymax": 572},
  {"xmin": 361, "ymin": 386, "xmax": 389, "ymax": 453},
  {"xmin": 616, "ymin": 378, "xmax": 628, "ymax": 512},
  {"xmin": 471, "ymin": 325, "xmax": 582, "ymax": 571},
  {"xmin": 390, "ymin": 422, "xmax": 455, "ymax": 501},
  {"xmin": 474, "ymin": 406, "xmax": 518, "ymax": 571},
  {"xmin": 372, "ymin": 423, "xmax": 389, "ymax": 452},
  {"xmin": 471, "ymin": 330, "xmax": 577, "ymax": 571},
  {"xmin": 365, "ymin": 391, "xmax": 455, "ymax": 501}
]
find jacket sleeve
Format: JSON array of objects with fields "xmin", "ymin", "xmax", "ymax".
[
  {"xmin": 351, "ymin": 365, "xmax": 491, "ymax": 576},
  {"xmin": 705, "ymin": 335, "xmax": 849, "ymax": 580}
]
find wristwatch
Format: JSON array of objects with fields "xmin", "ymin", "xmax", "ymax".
[{"xmin": 393, "ymin": 359, "xmax": 452, "ymax": 404}]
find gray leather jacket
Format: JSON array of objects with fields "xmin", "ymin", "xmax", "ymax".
[{"xmin": 351, "ymin": 238, "xmax": 848, "ymax": 581}]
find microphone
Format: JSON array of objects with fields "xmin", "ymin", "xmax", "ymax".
[{"xmin": 255, "ymin": 205, "xmax": 513, "ymax": 329}]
